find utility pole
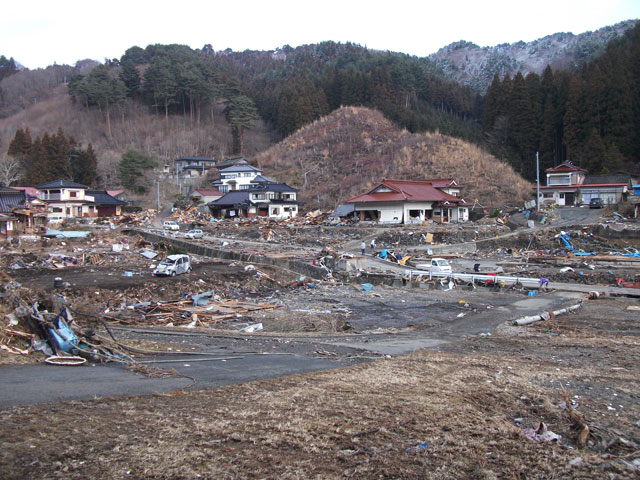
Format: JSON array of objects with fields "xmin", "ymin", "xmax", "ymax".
[
  {"xmin": 536, "ymin": 151, "xmax": 540, "ymax": 212},
  {"xmin": 157, "ymin": 180, "xmax": 160, "ymax": 210}
]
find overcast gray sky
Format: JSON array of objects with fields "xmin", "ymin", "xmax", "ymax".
[{"xmin": 3, "ymin": 0, "xmax": 640, "ymax": 69}]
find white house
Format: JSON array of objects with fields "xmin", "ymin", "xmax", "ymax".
[
  {"xmin": 347, "ymin": 178, "xmax": 470, "ymax": 224},
  {"xmin": 537, "ymin": 161, "xmax": 630, "ymax": 206}
]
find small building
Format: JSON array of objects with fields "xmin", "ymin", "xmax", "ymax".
[
  {"xmin": 0, "ymin": 186, "xmax": 47, "ymax": 237},
  {"xmin": 86, "ymin": 190, "xmax": 127, "ymax": 217},
  {"xmin": 208, "ymin": 183, "xmax": 300, "ymax": 219},
  {"xmin": 37, "ymin": 180, "xmax": 93, "ymax": 222},
  {"xmin": 175, "ymin": 156, "xmax": 216, "ymax": 177},
  {"xmin": 347, "ymin": 179, "xmax": 470, "ymax": 224},
  {"xmin": 190, "ymin": 188, "xmax": 223, "ymax": 205},
  {"xmin": 537, "ymin": 161, "xmax": 631, "ymax": 207},
  {"xmin": 211, "ymin": 164, "xmax": 264, "ymax": 193},
  {"xmin": 37, "ymin": 180, "xmax": 127, "ymax": 221}
]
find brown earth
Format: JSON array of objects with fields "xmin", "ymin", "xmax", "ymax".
[{"xmin": 1, "ymin": 297, "xmax": 639, "ymax": 479}]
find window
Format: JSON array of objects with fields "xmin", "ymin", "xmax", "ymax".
[
  {"xmin": 543, "ymin": 193, "xmax": 553, "ymax": 199},
  {"xmin": 69, "ymin": 191, "xmax": 77, "ymax": 198},
  {"xmin": 52, "ymin": 207, "xmax": 63, "ymax": 213}
]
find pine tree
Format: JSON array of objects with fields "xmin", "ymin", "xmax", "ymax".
[
  {"xmin": 120, "ymin": 60, "xmax": 141, "ymax": 99},
  {"xmin": 223, "ymin": 95, "xmax": 260, "ymax": 154}
]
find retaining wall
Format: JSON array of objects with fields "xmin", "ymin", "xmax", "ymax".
[{"xmin": 127, "ymin": 229, "xmax": 328, "ymax": 280}]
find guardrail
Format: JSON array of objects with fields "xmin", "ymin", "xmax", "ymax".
[{"xmin": 405, "ymin": 269, "xmax": 543, "ymax": 288}]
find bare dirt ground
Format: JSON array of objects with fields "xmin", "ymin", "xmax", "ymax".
[
  {"xmin": 1, "ymin": 297, "xmax": 639, "ymax": 479},
  {"xmin": 1, "ymin": 218, "xmax": 639, "ymax": 478}
]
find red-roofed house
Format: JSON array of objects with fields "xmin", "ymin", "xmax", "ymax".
[
  {"xmin": 190, "ymin": 188, "xmax": 223, "ymax": 205},
  {"xmin": 347, "ymin": 179, "xmax": 470, "ymax": 224},
  {"xmin": 537, "ymin": 161, "xmax": 631, "ymax": 206}
]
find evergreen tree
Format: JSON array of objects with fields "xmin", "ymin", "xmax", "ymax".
[
  {"xmin": 223, "ymin": 95, "xmax": 260, "ymax": 154},
  {"xmin": 143, "ymin": 57, "xmax": 177, "ymax": 120},
  {"xmin": 120, "ymin": 60, "xmax": 141, "ymax": 99},
  {"xmin": 509, "ymin": 72, "xmax": 538, "ymax": 177},
  {"xmin": 70, "ymin": 143, "xmax": 97, "ymax": 186},
  {"xmin": 118, "ymin": 150, "xmax": 157, "ymax": 193}
]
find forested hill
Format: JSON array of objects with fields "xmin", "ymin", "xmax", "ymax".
[{"xmin": 0, "ymin": 20, "xmax": 639, "ymax": 195}]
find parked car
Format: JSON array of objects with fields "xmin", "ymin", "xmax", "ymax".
[
  {"xmin": 153, "ymin": 254, "xmax": 191, "ymax": 277},
  {"xmin": 163, "ymin": 221, "xmax": 180, "ymax": 231},
  {"xmin": 589, "ymin": 198, "xmax": 603, "ymax": 209},
  {"xmin": 185, "ymin": 229, "xmax": 203, "ymax": 239},
  {"xmin": 415, "ymin": 258, "xmax": 452, "ymax": 273}
]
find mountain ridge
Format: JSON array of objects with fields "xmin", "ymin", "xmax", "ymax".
[{"xmin": 430, "ymin": 20, "xmax": 637, "ymax": 92}]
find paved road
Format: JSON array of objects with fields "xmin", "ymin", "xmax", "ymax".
[{"xmin": 0, "ymin": 353, "xmax": 345, "ymax": 408}]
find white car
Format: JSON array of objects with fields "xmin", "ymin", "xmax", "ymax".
[
  {"xmin": 163, "ymin": 221, "xmax": 180, "ymax": 231},
  {"xmin": 153, "ymin": 254, "xmax": 191, "ymax": 277},
  {"xmin": 185, "ymin": 229, "xmax": 203, "ymax": 239},
  {"xmin": 416, "ymin": 258, "xmax": 452, "ymax": 273}
]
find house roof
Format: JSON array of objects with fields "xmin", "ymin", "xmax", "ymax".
[
  {"xmin": 176, "ymin": 156, "xmax": 215, "ymax": 163},
  {"xmin": 86, "ymin": 190, "xmax": 127, "ymax": 206},
  {"xmin": 219, "ymin": 164, "xmax": 262, "ymax": 173},
  {"xmin": 250, "ymin": 183, "xmax": 299, "ymax": 193},
  {"xmin": 208, "ymin": 191, "xmax": 251, "ymax": 207},
  {"xmin": 214, "ymin": 157, "xmax": 249, "ymax": 168},
  {"xmin": 106, "ymin": 189, "xmax": 124, "ymax": 197},
  {"xmin": 37, "ymin": 179, "xmax": 88, "ymax": 189},
  {"xmin": 545, "ymin": 161, "xmax": 588, "ymax": 174},
  {"xmin": 423, "ymin": 178, "xmax": 462, "ymax": 189},
  {"xmin": 347, "ymin": 179, "xmax": 463, "ymax": 204},
  {"xmin": 12, "ymin": 186, "xmax": 41, "ymax": 198},
  {"xmin": 583, "ymin": 174, "xmax": 631, "ymax": 186},
  {"xmin": 251, "ymin": 175, "xmax": 278, "ymax": 184},
  {"xmin": 0, "ymin": 189, "xmax": 27, "ymax": 213},
  {"xmin": 192, "ymin": 189, "xmax": 222, "ymax": 197}
]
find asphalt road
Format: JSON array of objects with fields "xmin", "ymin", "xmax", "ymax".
[{"xmin": 0, "ymin": 353, "xmax": 344, "ymax": 408}]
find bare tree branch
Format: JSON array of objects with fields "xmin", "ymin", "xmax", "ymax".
[{"xmin": 0, "ymin": 154, "xmax": 23, "ymax": 186}]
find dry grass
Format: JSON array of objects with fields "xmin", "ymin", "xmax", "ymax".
[
  {"xmin": 2, "ymin": 302, "xmax": 639, "ymax": 480},
  {"xmin": 256, "ymin": 106, "xmax": 533, "ymax": 210}
]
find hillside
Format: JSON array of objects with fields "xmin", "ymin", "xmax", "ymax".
[
  {"xmin": 255, "ymin": 106, "xmax": 533, "ymax": 209},
  {"xmin": 0, "ymin": 85, "xmax": 274, "ymax": 193},
  {"xmin": 430, "ymin": 20, "xmax": 637, "ymax": 92}
]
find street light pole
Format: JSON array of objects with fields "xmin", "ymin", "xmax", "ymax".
[{"xmin": 536, "ymin": 151, "xmax": 540, "ymax": 212}]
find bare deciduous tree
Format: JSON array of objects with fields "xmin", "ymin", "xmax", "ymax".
[{"xmin": 0, "ymin": 154, "xmax": 23, "ymax": 186}]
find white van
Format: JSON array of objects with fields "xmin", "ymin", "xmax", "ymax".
[
  {"xmin": 163, "ymin": 221, "xmax": 179, "ymax": 231},
  {"xmin": 153, "ymin": 254, "xmax": 191, "ymax": 277},
  {"xmin": 416, "ymin": 258, "xmax": 452, "ymax": 273}
]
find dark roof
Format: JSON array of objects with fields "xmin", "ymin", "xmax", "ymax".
[
  {"xmin": 249, "ymin": 183, "xmax": 298, "ymax": 193},
  {"xmin": 87, "ymin": 190, "xmax": 127, "ymax": 206},
  {"xmin": 219, "ymin": 165, "xmax": 262, "ymax": 173},
  {"xmin": 251, "ymin": 175, "xmax": 278, "ymax": 184},
  {"xmin": 583, "ymin": 174, "xmax": 631, "ymax": 186},
  {"xmin": 37, "ymin": 179, "xmax": 88, "ymax": 189},
  {"xmin": 214, "ymin": 157, "xmax": 249, "ymax": 168},
  {"xmin": 208, "ymin": 191, "xmax": 251, "ymax": 207},
  {"xmin": 176, "ymin": 156, "xmax": 215, "ymax": 163},
  {"xmin": 0, "ymin": 189, "xmax": 27, "ymax": 213}
]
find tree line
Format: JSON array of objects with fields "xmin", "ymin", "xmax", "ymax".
[
  {"xmin": 67, "ymin": 44, "xmax": 259, "ymax": 154},
  {"xmin": 6, "ymin": 128, "xmax": 97, "ymax": 186},
  {"xmin": 482, "ymin": 22, "xmax": 640, "ymax": 179}
]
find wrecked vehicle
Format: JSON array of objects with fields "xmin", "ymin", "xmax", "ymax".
[
  {"xmin": 163, "ymin": 221, "xmax": 180, "ymax": 231},
  {"xmin": 185, "ymin": 229, "xmax": 203, "ymax": 239},
  {"xmin": 152, "ymin": 254, "xmax": 191, "ymax": 277}
]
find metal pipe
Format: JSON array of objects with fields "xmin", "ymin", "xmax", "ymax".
[{"xmin": 405, "ymin": 269, "xmax": 542, "ymax": 287}]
